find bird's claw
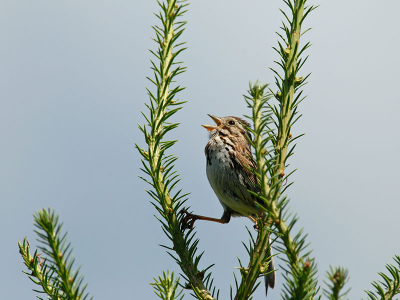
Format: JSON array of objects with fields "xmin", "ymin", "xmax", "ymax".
[
  {"xmin": 253, "ymin": 216, "xmax": 263, "ymax": 232},
  {"xmin": 180, "ymin": 209, "xmax": 199, "ymax": 231}
]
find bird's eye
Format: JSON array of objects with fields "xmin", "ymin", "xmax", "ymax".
[{"xmin": 228, "ymin": 120, "xmax": 235, "ymax": 125}]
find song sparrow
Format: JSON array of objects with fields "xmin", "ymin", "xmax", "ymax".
[{"xmin": 182, "ymin": 114, "xmax": 276, "ymax": 295}]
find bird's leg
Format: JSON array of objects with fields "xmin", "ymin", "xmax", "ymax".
[
  {"xmin": 248, "ymin": 215, "xmax": 260, "ymax": 231},
  {"xmin": 180, "ymin": 209, "xmax": 231, "ymax": 230},
  {"xmin": 249, "ymin": 211, "xmax": 264, "ymax": 231},
  {"xmin": 248, "ymin": 215, "xmax": 257, "ymax": 223}
]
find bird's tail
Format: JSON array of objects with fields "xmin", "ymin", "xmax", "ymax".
[{"xmin": 264, "ymin": 242, "xmax": 276, "ymax": 296}]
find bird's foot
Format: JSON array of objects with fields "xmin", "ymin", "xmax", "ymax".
[{"xmin": 180, "ymin": 209, "xmax": 200, "ymax": 231}]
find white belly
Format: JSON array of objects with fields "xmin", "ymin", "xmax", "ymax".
[{"xmin": 206, "ymin": 144, "xmax": 260, "ymax": 217}]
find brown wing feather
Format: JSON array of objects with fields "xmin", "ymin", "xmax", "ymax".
[{"xmin": 229, "ymin": 141, "xmax": 261, "ymax": 205}]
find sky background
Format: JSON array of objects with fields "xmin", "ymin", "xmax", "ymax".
[{"xmin": 1, "ymin": 0, "xmax": 400, "ymax": 299}]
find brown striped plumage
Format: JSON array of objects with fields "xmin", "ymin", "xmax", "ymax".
[{"xmin": 182, "ymin": 114, "xmax": 276, "ymax": 296}]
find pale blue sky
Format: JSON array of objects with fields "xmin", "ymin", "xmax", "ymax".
[{"xmin": 1, "ymin": 0, "xmax": 400, "ymax": 299}]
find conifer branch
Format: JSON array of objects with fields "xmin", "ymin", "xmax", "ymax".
[
  {"xmin": 244, "ymin": 1, "xmax": 319, "ymax": 299},
  {"xmin": 18, "ymin": 208, "xmax": 91, "ymax": 300},
  {"xmin": 231, "ymin": 83, "xmax": 275, "ymax": 300},
  {"xmin": 233, "ymin": 220, "xmax": 274, "ymax": 299},
  {"xmin": 16, "ymin": 2, "xmax": 400, "ymax": 300},
  {"xmin": 151, "ymin": 271, "xmax": 185, "ymax": 300},
  {"xmin": 323, "ymin": 266, "xmax": 350, "ymax": 300},
  {"xmin": 136, "ymin": 1, "xmax": 216, "ymax": 299},
  {"xmin": 19, "ymin": 238, "xmax": 62, "ymax": 300},
  {"xmin": 365, "ymin": 256, "xmax": 400, "ymax": 300}
]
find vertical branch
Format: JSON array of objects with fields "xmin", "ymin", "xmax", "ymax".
[
  {"xmin": 269, "ymin": 1, "xmax": 319, "ymax": 299},
  {"xmin": 244, "ymin": 1, "xmax": 318, "ymax": 299},
  {"xmin": 273, "ymin": 1, "xmax": 304, "ymax": 185},
  {"xmin": 234, "ymin": 222, "xmax": 272, "ymax": 300},
  {"xmin": 232, "ymin": 84, "xmax": 275, "ymax": 300},
  {"xmin": 323, "ymin": 267, "xmax": 350, "ymax": 300},
  {"xmin": 151, "ymin": 271, "xmax": 185, "ymax": 300},
  {"xmin": 251, "ymin": 84, "xmax": 273, "ymax": 197},
  {"xmin": 137, "ymin": 1, "xmax": 216, "ymax": 299},
  {"xmin": 270, "ymin": 0, "xmax": 309, "ymax": 210}
]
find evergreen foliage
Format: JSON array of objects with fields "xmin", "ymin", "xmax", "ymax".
[
  {"xmin": 18, "ymin": 1, "xmax": 400, "ymax": 300},
  {"xmin": 18, "ymin": 208, "xmax": 91, "ymax": 300},
  {"xmin": 323, "ymin": 267, "xmax": 350, "ymax": 300}
]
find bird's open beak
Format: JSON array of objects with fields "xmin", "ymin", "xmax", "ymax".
[{"xmin": 202, "ymin": 114, "xmax": 221, "ymax": 131}]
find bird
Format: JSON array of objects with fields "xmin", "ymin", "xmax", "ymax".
[{"xmin": 181, "ymin": 114, "xmax": 276, "ymax": 296}]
